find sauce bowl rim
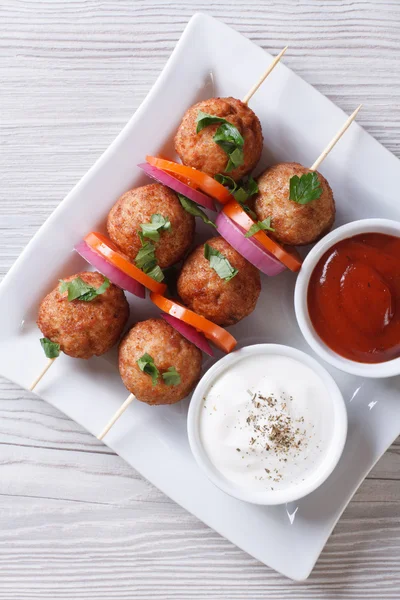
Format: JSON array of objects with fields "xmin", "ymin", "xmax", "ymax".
[
  {"xmin": 294, "ymin": 218, "xmax": 400, "ymax": 378},
  {"xmin": 187, "ymin": 343, "xmax": 348, "ymax": 506}
]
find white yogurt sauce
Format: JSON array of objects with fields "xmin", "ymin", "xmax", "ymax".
[{"xmin": 199, "ymin": 353, "xmax": 334, "ymax": 492}]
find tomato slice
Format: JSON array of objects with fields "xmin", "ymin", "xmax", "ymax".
[
  {"xmin": 85, "ymin": 232, "xmax": 167, "ymax": 295},
  {"xmin": 222, "ymin": 201, "xmax": 303, "ymax": 272},
  {"xmin": 146, "ymin": 156, "xmax": 232, "ymax": 204},
  {"xmin": 150, "ymin": 293, "xmax": 237, "ymax": 353}
]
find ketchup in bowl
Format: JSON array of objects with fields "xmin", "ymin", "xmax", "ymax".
[{"xmin": 307, "ymin": 232, "xmax": 400, "ymax": 364}]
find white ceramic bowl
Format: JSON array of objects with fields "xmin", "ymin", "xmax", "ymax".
[
  {"xmin": 295, "ymin": 218, "xmax": 400, "ymax": 378},
  {"xmin": 187, "ymin": 344, "xmax": 348, "ymax": 506}
]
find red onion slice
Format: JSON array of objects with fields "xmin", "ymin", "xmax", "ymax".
[
  {"xmin": 75, "ymin": 241, "xmax": 146, "ymax": 298},
  {"xmin": 138, "ymin": 162, "xmax": 216, "ymax": 212},
  {"xmin": 161, "ymin": 314, "xmax": 214, "ymax": 356},
  {"xmin": 216, "ymin": 212, "xmax": 286, "ymax": 276}
]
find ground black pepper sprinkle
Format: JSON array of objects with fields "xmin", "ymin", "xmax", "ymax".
[{"xmin": 234, "ymin": 391, "xmax": 310, "ymax": 484}]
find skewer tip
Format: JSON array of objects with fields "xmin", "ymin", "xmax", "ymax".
[
  {"xmin": 310, "ymin": 104, "xmax": 363, "ymax": 172},
  {"xmin": 242, "ymin": 45, "xmax": 289, "ymax": 105},
  {"xmin": 354, "ymin": 104, "xmax": 363, "ymax": 115},
  {"xmin": 96, "ymin": 393, "xmax": 135, "ymax": 441}
]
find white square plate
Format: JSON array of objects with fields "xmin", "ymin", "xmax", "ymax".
[{"xmin": 1, "ymin": 13, "xmax": 399, "ymax": 581}]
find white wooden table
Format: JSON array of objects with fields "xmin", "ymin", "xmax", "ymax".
[{"xmin": 1, "ymin": 1, "xmax": 399, "ymax": 597}]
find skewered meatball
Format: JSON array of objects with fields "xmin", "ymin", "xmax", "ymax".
[
  {"xmin": 177, "ymin": 237, "xmax": 261, "ymax": 327},
  {"xmin": 175, "ymin": 97, "xmax": 263, "ymax": 182},
  {"xmin": 37, "ymin": 271, "xmax": 129, "ymax": 359},
  {"xmin": 119, "ymin": 318, "xmax": 202, "ymax": 405},
  {"xmin": 107, "ymin": 183, "xmax": 195, "ymax": 268},
  {"xmin": 254, "ymin": 162, "xmax": 335, "ymax": 246}
]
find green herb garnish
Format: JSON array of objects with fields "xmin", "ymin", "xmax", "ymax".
[
  {"xmin": 245, "ymin": 217, "xmax": 275, "ymax": 238},
  {"xmin": 196, "ymin": 111, "xmax": 229, "ymax": 133},
  {"xmin": 162, "ymin": 366, "xmax": 181, "ymax": 386},
  {"xmin": 140, "ymin": 213, "xmax": 171, "ymax": 242},
  {"xmin": 59, "ymin": 276, "xmax": 110, "ymax": 302},
  {"xmin": 214, "ymin": 174, "xmax": 258, "ymax": 218},
  {"xmin": 289, "ymin": 172, "xmax": 322, "ymax": 205},
  {"xmin": 213, "ymin": 123, "xmax": 244, "ymax": 172},
  {"xmin": 215, "ymin": 174, "xmax": 259, "ymax": 201},
  {"xmin": 177, "ymin": 194, "xmax": 216, "ymax": 228},
  {"xmin": 137, "ymin": 353, "xmax": 159, "ymax": 386},
  {"xmin": 243, "ymin": 175, "xmax": 258, "ymax": 197},
  {"xmin": 137, "ymin": 354, "xmax": 180, "ymax": 387},
  {"xmin": 204, "ymin": 243, "xmax": 238, "ymax": 281},
  {"xmin": 40, "ymin": 337, "xmax": 60, "ymax": 359},
  {"xmin": 214, "ymin": 173, "xmax": 237, "ymax": 191},
  {"xmin": 234, "ymin": 177, "xmax": 258, "ymax": 203},
  {"xmin": 196, "ymin": 111, "xmax": 244, "ymax": 173},
  {"xmin": 135, "ymin": 238, "xmax": 155, "ymax": 269},
  {"xmin": 145, "ymin": 264, "xmax": 164, "ymax": 282},
  {"xmin": 135, "ymin": 239, "xmax": 164, "ymax": 282}
]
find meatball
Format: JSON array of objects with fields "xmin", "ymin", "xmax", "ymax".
[
  {"xmin": 254, "ymin": 162, "xmax": 335, "ymax": 246},
  {"xmin": 175, "ymin": 97, "xmax": 263, "ymax": 182},
  {"xmin": 107, "ymin": 183, "xmax": 195, "ymax": 268},
  {"xmin": 37, "ymin": 271, "xmax": 129, "ymax": 359},
  {"xmin": 119, "ymin": 318, "xmax": 202, "ymax": 405},
  {"xmin": 177, "ymin": 237, "xmax": 261, "ymax": 326}
]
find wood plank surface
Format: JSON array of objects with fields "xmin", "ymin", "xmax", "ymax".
[{"xmin": 0, "ymin": 0, "xmax": 399, "ymax": 597}]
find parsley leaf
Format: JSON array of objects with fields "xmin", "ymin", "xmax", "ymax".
[
  {"xmin": 196, "ymin": 111, "xmax": 244, "ymax": 172},
  {"xmin": 213, "ymin": 123, "xmax": 244, "ymax": 172},
  {"xmin": 145, "ymin": 264, "xmax": 164, "ymax": 282},
  {"xmin": 140, "ymin": 213, "xmax": 171, "ymax": 242},
  {"xmin": 40, "ymin": 337, "xmax": 60, "ymax": 358},
  {"xmin": 177, "ymin": 194, "xmax": 216, "ymax": 228},
  {"xmin": 135, "ymin": 238, "xmax": 165, "ymax": 282},
  {"xmin": 245, "ymin": 217, "xmax": 275, "ymax": 238},
  {"xmin": 214, "ymin": 174, "xmax": 258, "ymax": 215},
  {"xmin": 59, "ymin": 276, "xmax": 110, "ymax": 302},
  {"xmin": 196, "ymin": 111, "xmax": 228, "ymax": 133},
  {"xmin": 204, "ymin": 243, "xmax": 238, "ymax": 281},
  {"xmin": 240, "ymin": 175, "xmax": 259, "ymax": 199},
  {"xmin": 137, "ymin": 353, "xmax": 159, "ymax": 386},
  {"xmin": 95, "ymin": 278, "xmax": 111, "ymax": 295},
  {"xmin": 214, "ymin": 173, "xmax": 237, "ymax": 191},
  {"xmin": 162, "ymin": 366, "xmax": 181, "ymax": 386},
  {"xmin": 135, "ymin": 239, "xmax": 155, "ymax": 269},
  {"xmin": 289, "ymin": 172, "xmax": 322, "ymax": 205},
  {"xmin": 136, "ymin": 355, "xmax": 180, "ymax": 387}
]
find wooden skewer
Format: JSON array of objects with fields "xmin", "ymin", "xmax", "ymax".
[
  {"xmin": 242, "ymin": 46, "xmax": 288, "ymax": 105},
  {"xmin": 29, "ymin": 357, "xmax": 57, "ymax": 392},
  {"xmin": 97, "ymin": 393, "xmax": 135, "ymax": 441},
  {"xmin": 310, "ymin": 105, "xmax": 362, "ymax": 171}
]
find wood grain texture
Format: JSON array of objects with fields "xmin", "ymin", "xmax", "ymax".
[{"xmin": 0, "ymin": 0, "xmax": 399, "ymax": 597}]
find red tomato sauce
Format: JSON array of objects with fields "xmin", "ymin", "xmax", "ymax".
[{"xmin": 307, "ymin": 232, "xmax": 400, "ymax": 364}]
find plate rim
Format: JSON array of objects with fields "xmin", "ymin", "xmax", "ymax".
[{"xmin": 1, "ymin": 12, "xmax": 399, "ymax": 581}]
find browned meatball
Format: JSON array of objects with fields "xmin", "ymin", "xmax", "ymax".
[
  {"xmin": 175, "ymin": 97, "xmax": 263, "ymax": 182},
  {"xmin": 177, "ymin": 237, "xmax": 261, "ymax": 326},
  {"xmin": 119, "ymin": 318, "xmax": 202, "ymax": 405},
  {"xmin": 107, "ymin": 183, "xmax": 195, "ymax": 268},
  {"xmin": 254, "ymin": 162, "xmax": 335, "ymax": 246},
  {"xmin": 37, "ymin": 271, "xmax": 129, "ymax": 359}
]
